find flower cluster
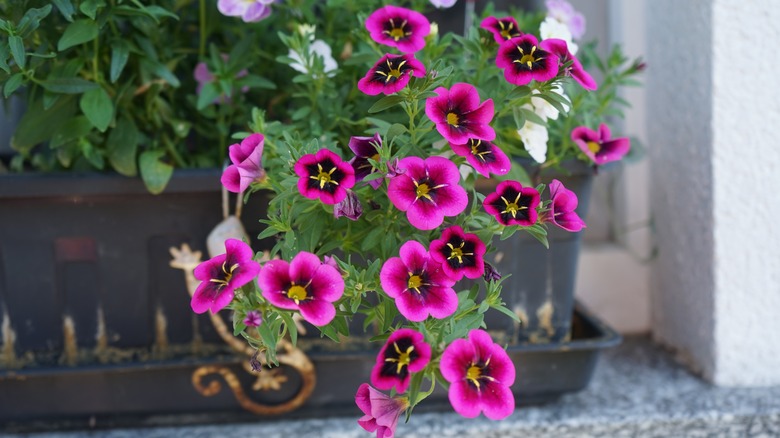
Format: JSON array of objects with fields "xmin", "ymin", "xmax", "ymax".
[{"xmin": 184, "ymin": 0, "xmax": 642, "ymax": 435}]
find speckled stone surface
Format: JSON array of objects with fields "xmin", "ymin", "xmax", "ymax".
[{"xmin": 3, "ymin": 337, "xmax": 779, "ymax": 437}]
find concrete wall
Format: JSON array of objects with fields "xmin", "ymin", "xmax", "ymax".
[{"xmin": 648, "ymin": 0, "xmax": 780, "ymax": 386}]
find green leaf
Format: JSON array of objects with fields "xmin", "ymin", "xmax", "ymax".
[
  {"xmin": 40, "ymin": 77, "xmax": 99, "ymax": 94},
  {"xmin": 17, "ymin": 5, "xmax": 53, "ymax": 37},
  {"xmin": 58, "ymin": 20, "xmax": 99, "ymax": 51},
  {"xmin": 492, "ymin": 304, "xmax": 521, "ymax": 323},
  {"xmin": 238, "ymin": 75, "xmax": 276, "ymax": 90},
  {"xmin": 110, "ymin": 40, "xmax": 129, "ymax": 83},
  {"xmin": 80, "ymin": 87, "xmax": 113, "ymax": 132},
  {"xmin": 139, "ymin": 150, "xmax": 173, "ymax": 194},
  {"xmin": 141, "ymin": 59, "xmax": 180, "ymax": 88},
  {"xmin": 196, "ymin": 82, "xmax": 219, "ymax": 110},
  {"xmin": 107, "ymin": 117, "xmax": 139, "ymax": 176},
  {"xmin": 279, "ymin": 312, "xmax": 298, "ymax": 347},
  {"xmin": 53, "ymin": 0, "xmax": 75, "ymax": 21},
  {"xmin": 9, "ymin": 35, "xmax": 26, "ymax": 69},
  {"xmin": 12, "ymin": 96, "xmax": 76, "ymax": 153},
  {"xmin": 385, "ymin": 123, "xmax": 407, "ymax": 145},
  {"xmin": 79, "ymin": 0, "xmax": 105, "ymax": 20},
  {"xmin": 368, "ymin": 95, "xmax": 404, "ymax": 114},
  {"xmin": 50, "ymin": 115, "xmax": 93, "ymax": 148},
  {"xmin": 80, "ymin": 138, "xmax": 105, "ymax": 169},
  {"xmin": 0, "ymin": 44, "xmax": 9, "ymax": 73},
  {"xmin": 3, "ymin": 73, "xmax": 24, "ymax": 98},
  {"xmin": 506, "ymin": 85, "xmax": 531, "ymax": 101}
]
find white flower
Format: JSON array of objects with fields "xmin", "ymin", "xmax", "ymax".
[
  {"xmin": 430, "ymin": 0, "xmax": 457, "ymax": 8},
  {"xmin": 517, "ymin": 121, "xmax": 549, "ymax": 164},
  {"xmin": 539, "ymin": 16, "xmax": 578, "ymax": 55},
  {"xmin": 530, "ymin": 84, "xmax": 570, "ymax": 121},
  {"xmin": 288, "ymin": 40, "xmax": 338, "ymax": 77}
]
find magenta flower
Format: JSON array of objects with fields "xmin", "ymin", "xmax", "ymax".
[
  {"xmin": 192, "ymin": 239, "xmax": 261, "ymax": 314},
  {"xmin": 542, "ymin": 38, "xmax": 597, "ymax": 90},
  {"xmin": 441, "ymin": 329, "xmax": 516, "ymax": 420},
  {"xmin": 257, "ymin": 252, "xmax": 345, "ymax": 326},
  {"xmin": 370, "ymin": 328, "xmax": 432, "ymax": 393},
  {"xmin": 348, "ymin": 133, "xmax": 383, "ymax": 189},
  {"xmin": 217, "ymin": 0, "xmax": 274, "ymax": 22},
  {"xmin": 355, "ymin": 383, "xmax": 409, "ymax": 438},
  {"xmin": 429, "ymin": 225, "xmax": 486, "ymax": 281},
  {"xmin": 221, "ymin": 133, "xmax": 265, "ymax": 193},
  {"xmin": 483, "ymin": 180, "xmax": 541, "ymax": 227},
  {"xmin": 243, "ymin": 310, "xmax": 262, "ymax": 327},
  {"xmin": 546, "ymin": 0, "xmax": 586, "ymax": 39},
  {"xmin": 365, "ymin": 5, "xmax": 431, "ymax": 53},
  {"xmin": 480, "ymin": 16, "xmax": 522, "ymax": 44},
  {"xmin": 387, "ymin": 156, "xmax": 468, "ymax": 230},
  {"xmin": 358, "ymin": 54, "xmax": 426, "ymax": 96},
  {"xmin": 571, "ymin": 123, "xmax": 630, "ymax": 165},
  {"xmin": 294, "ymin": 149, "xmax": 356, "ymax": 205},
  {"xmin": 193, "ymin": 55, "xmax": 249, "ymax": 104},
  {"xmin": 379, "ymin": 240, "xmax": 457, "ymax": 322},
  {"xmin": 333, "ymin": 190, "xmax": 363, "ymax": 221},
  {"xmin": 450, "ymin": 139, "xmax": 511, "ymax": 178},
  {"xmin": 545, "ymin": 179, "xmax": 586, "ymax": 232},
  {"xmin": 496, "ymin": 35, "xmax": 559, "ymax": 86},
  {"xmin": 425, "ymin": 83, "xmax": 496, "ymax": 145}
]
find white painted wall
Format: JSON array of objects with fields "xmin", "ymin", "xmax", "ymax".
[{"xmin": 648, "ymin": 0, "xmax": 780, "ymax": 386}]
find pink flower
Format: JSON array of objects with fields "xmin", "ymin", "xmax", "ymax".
[
  {"xmin": 355, "ymin": 384, "xmax": 409, "ymax": 438},
  {"xmin": 425, "ymin": 83, "xmax": 495, "ymax": 145},
  {"xmin": 379, "ymin": 240, "xmax": 457, "ymax": 322},
  {"xmin": 294, "ymin": 149, "xmax": 356, "ymax": 205},
  {"xmin": 440, "ymin": 329, "xmax": 516, "ymax": 420},
  {"xmin": 348, "ymin": 132, "xmax": 384, "ymax": 189},
  {"xmin": 193, "ymin": 55, "xmax": 250, "ymax": 104},
  {"xmin": 571, "ymin": 123, "xmax": 630, "ymax": 165},
  {"xmin": 358, "ymin": 54, "xmax": 426, "ymax": 96},
  {"xmin": 541, "ymin": 38, "xmax": 597, "ymax": 90},
  {"xmin": 365, "ymin": 5, "xmax": 431, "ymax": 53},
  {"xmin": 220, "ymin": 133, "xmax": 265, "ymax": 193},
  {"xmin": 480, "ymin": 16, "xmax": 522, "ymax": 44},
  {"xmin": 217, "ymin": 0, "xmax": 274, "ymax": 22},
  {"xmin": 387, "ymin": 156, "xmax": 468, "ymax": 230},
  {"xmin": 257, "ymin": 252, "xmax": 345, "ymax": 326},
  {"xmin": 546, "ymin": 0, "xmax": 586, "ymax": 39},
  {"xmin": 429, "ymin": 225, "xmax": 486, "ymax": 281},
  {"xmin": 496, "ymin": 35, "xmax": 559, "ymax": 86},
  {"xmin": 370, "ymin": 328, "xmax": 431, "ymax": 393},
  {"xmin": 243, "ymin": 310, "xmax": 262, "ymax": 327},
  {"xmin": 546, "ymin": 179, "xmax": 586, "ymax": 232},
  {"xmin": 483, "ymin": 180, "xmax": 541, "ymax": 226},
  {"xmin": 191, "ymin": 239, "xmax": 261, "ymax": 314},
  {"xmin": 449, "ymin": 138, "xmax": 511, "ymax": 178}
]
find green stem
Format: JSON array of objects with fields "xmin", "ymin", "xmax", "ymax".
[
  {"xmin": 92, "ymin": 37, "xmax": 99, "ymax": 83},
  {"xmin": 199, "ymin": 0, "xmax": 206, "ymax": 58}
]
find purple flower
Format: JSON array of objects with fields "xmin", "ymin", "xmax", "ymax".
[
  {"xmin": 348, "ymin": 132, "xmax": 383, "ymax": 189},
  {"xmin": 333, "ymin": 190, "xmax": 363, "ymax": 221},
  {"xmin": 387, "ymin": 156, "xmax": 468, "ymax": 230},
  {"xmin": 217, "ymin": 0, "xmax": 274, "ymax": 22},
  {"xmin": 429, "ymin": 225, "xmax": 486, "ymax": 281},
  {"xmin": 450, "ymin": 139, "xmax": 511, "ymax": 178},
  {"xmin": 193, "ymin": 55, "xmax": 249, "ymax": 104},
  {"xmin": 370, "ymin": 328, "xmax": 432, "ymax": 393},
  {"xmin": 546, "ymin": 179, "xmax": 586, "ymax": 232},
  {"xmin": 480, "ymin": 16, "xmax": 522, "ymax": 44},
  {"xmin": 546, "ymin": 0, "xmax": 586, "ymax": 39},
  {"xmin": 440, "ymin": 329, "xmax": 516, "ymax": 420},
  {"xmin": 425, "ymin": 83, "xmax": 495, "ymax": 145},
  {"xmin": 379, "ymin": 240, "xmax": 458, "ymax": 322},
  {"xmin": 294, "ymin": 149, "xmax": 356, "ymax": 205},
  {"xmin": 483, "ymin": 262, "xmax": 502, "ymax": 282},
  {"xmin": 542, "ymin": 38, "xmax": 597, "ymax": 90},
  {"xmin": 257, "ymin": 252, "xmax": 345, "ymax": 326},
  {"xmin": 430, "ymin": 0, "xmax": 457, "ymax": 8},
  {"xmin": 483, "ymin": 180, "xmax": 541, "ymax": 227},
  {"xmin": 358, "ymin": 54, "xmax": 426, "ymax": 96},
  {"xmin": 496, "ymin": 35, "xmax": 559, "ymax": 86},
  {"xmin": 221, "ymin": 133, "xmax": 266, "ymax": 193},
  {"xmin": 191, "ymin": 239, "xmax": 261, "ymax": 314},
  {"xmin": 243, "ymin": 310, "xmax": 262, "ymax": 327},
  {"xmin": 356, "ymin": 383, "xmax": 409, "ymax": 438},
  {"xmin": 571, "ymin": 123, "xmax": 630, "ymax": 165},
  {"xmin": 365, "ymin": 5, "xmax": 431, "ymax": 53}
]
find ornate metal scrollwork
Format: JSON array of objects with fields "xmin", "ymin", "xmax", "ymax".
[{"xmin": 170, "ymin": 242, "xmax": 316, "ymax": 415}]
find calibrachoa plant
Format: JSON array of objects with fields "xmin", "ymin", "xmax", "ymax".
[{"xmin": 182, "ymin": 0, "xmax": 642, "ymax": 434}]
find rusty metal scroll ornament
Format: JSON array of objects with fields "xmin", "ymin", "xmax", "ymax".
[{"xmin": 169, "ymin": 239, "xmax": 316, "ymax": 415}]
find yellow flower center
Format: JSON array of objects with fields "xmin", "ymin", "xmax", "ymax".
[
  {"xmin": 466, "ymin": 364, "xmax": 482, "ymax": 387},
  {"xmin": 415, "ymin": 183, "xmax": 431, "ymax": 200},
  {"xmin": 385, "ymin": 19, "xmax": 410, "ymax": 41},
  {"xmin": 209, "ymin": 261, "xmax": 239, "ymax": 288},
  {"xmin": 586, "ymin": 141, "xmax": 601, "ymax": 154},
  {"xmin": 446, "ymin": 112, "xmax": 460, "ymax": 127},
  {"xmin": 498, "ymin": 21, "xmax": 515, "ymax": 39},
  {"xmin": 501, "ymin": 192, "xmax": 527, "ymax": 218},
  {"xmin": 407, "ymin": 274, "xmax": 423, "ymax": 291},
  {"xmin": 515, "ymin": 45, "xmax": 538, "ymax": 69},
  {"xmin": 385, "ymin": 342, "xmax": 416, "ymax": 375},
  {"xmin": 310, "ymin": 163, "xmax": 339, "ymax": 189},
  {"xmin": 287, "ymin": 285, "xmax": 308, "ymax": 304}
]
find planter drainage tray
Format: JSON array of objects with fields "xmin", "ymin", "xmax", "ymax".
[{"xmin": 0, "ymin": 304, "xmax": 620, "ymax": 432}]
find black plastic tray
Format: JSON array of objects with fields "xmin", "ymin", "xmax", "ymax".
[{"xmin": 0, "ymin": 304, "xmax": 620, "ymax": 432}]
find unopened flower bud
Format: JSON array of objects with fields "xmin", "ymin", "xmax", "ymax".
[
  {"xmin": 333, "ymin": 190, "xmax": 363, "ymax": 221},
  {"xmin": 483, "ymin": 262, "xmax": 502, "ymax": 282}
]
